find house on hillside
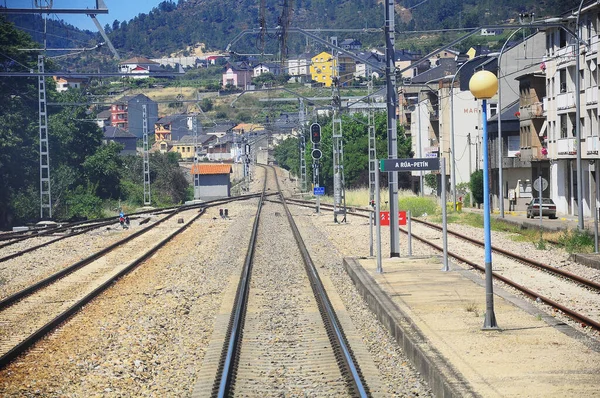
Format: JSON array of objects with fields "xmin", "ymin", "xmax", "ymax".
[
  {"xmin": 154, "ymin": 114, "xmax": 198, "ymax": 141},
  {"xmin": 204, "ymin": 122, "xmax": 235, "ymax": 138},
  {"xmin": 206, "ymin": 133, "xmax": 236, "ymax": 161},
  {"xmin": 340, "ymin": 38, "xmax": 362, "ymax": 50},
  {"xmin": 253, "ymin": 62, "xmax": 282, "ymax": 77},
  {"xmin": 171, "ymin": 134, "xmax": 216, "ymax": 161},
  {"xmin": 111, "ymin": 94, "xmax": 158, "ymax": 138},
  {"xmin": 53, "ymin": 76, "xmax": 86, "ymax": 92},
  {"xmin": 287, "ymin": 53, "xmax": 312, "ymax": 83},
  {"xmin": 222, "ymin": 62, "xmax": 253, "ymax": 88},
  {"xmin": 354, "ymin": 51, "xmax": 385, "ymax": 79},
  {"xmin": 93, "ymin": 109, "xmax": 112, "ymax": 128},
  {"xmin": 102, "ymin": 126, "xmax": 137, "ymax": 155},
  {"xmin": 118, "ymin": 56, "xmax": 161, "ymax": 79}
]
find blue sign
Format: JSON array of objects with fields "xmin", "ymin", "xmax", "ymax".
[{"xmin": 314, "ymin": 186, "xmax": 325, "ymax": 196}]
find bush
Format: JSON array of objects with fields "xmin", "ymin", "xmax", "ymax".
[
  {"xmin": 10, "ymin": 186, "xmax": 39, "ymax": 224},
  {"xmin": 398, "ymin": 196, "xmax": 438, "ymax": 217},
  {"xmin": 558, "ymin": 229, "xmax": 594, "ymax": 254},
  {"xmin": 60, "ymin": 185, "xmax": 104, "ymax": 220},
  {"xmin": 470, "ymin": 170, "xmax": 484, "ymax": 204}
]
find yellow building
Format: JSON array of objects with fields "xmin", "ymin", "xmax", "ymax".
[{"xmin": 310, "ymin": 51, "xmax": 336, "ymax": 87}]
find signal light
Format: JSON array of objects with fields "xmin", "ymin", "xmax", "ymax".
[{"xmin": 310, "ymin": 123, "xmax": 321, "ymax": 144}]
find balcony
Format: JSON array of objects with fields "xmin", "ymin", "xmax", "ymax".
[
  {"xmin": 556, "ymin": 137, "xmax": 577, "ymax": 158},
  {"xmin": 585, "ymin": 87, "xmax": 598, "ymax": 105},
  {"xmin": 556, "ymin": 91, "xmax": 575, "ymax": 111},
  {"xmin": 587, "ymin": 135, "xmax": 599, "ymax": 156},
  {"xmin": 556, "ymin": 46, "xmax": 576, "ymax": 66},
  {"xmin": 520, "ymin": 102, "xmax": 544, "ymax": 119}
]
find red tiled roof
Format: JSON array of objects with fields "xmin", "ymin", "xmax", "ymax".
[{"xmin": 190, "ymin": 163, "xmax": 232, "ymax": 175}]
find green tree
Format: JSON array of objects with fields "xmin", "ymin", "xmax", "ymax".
[
  {"xmin": 470, "ymin": 169, "xmax": 484, "ymax": 205},
  {"xmin": 273, "ymin": 136, "xmax": 301, "ymax": 176},
  {"xmin": 0, "ymin": 17, "xmax": 41, "ymax": 227},
  {"xmin": 83, "ymin": 142, "xmax": 124, "ymax": 199}
]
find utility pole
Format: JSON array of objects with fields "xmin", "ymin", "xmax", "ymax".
[
  {"xmin": 142, "ymin": 104, "xmax": 151, "ymax": 205},
  {"xmin": 192, "ymin": 114, "xmax": 200, "ymax": 199},
  {"xmin": 38, "ymin": 54, "xmax": 51, "ymax": 219},
  {"xmin": 384, "ymin": 0, "xmax": 400, "ymax": 257},
  {"xmin": 299, "ymin": 99, "xmax": 307, "ymax": 192},
  {"xmin": 331, "ymin": 52, "xmax": 346, "ymax": 223},
  {"xmin": 368, "ymin": 80, "xmax": 377, "ymax": 257}
]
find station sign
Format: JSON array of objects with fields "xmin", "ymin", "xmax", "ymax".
[
  {"xmin": 313, "ymin": 186, "xmax": 325, "ymax": 196},
  {"xmin": 380, "ymin": 158, "xmax": 440, "ymax": 172}
]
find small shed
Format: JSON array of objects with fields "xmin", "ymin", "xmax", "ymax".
[{"xmin": 190, "ymin": 163, "xmax": 232, "ymax": 200}]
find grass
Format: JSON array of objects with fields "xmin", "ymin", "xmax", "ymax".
[
  {"xmin": 464, "ymin": 302, "xmax": 479, "ymax": 317},
  {"xmin": 327, "ymin": 187, "xmax": 439, "ymax": 217},
  {"xmin": 323, "ymin": 187, "xmax": 597, "ymax": 254}
]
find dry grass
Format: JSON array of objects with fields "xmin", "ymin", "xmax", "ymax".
[{"xmin": 129, "ymin": 87, "xmax": 198, "ymax": 101}]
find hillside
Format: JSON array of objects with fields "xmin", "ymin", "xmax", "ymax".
[
  {"xmin": 7, "ymin": 0, "xmax": 585, "ymax": 65},
  {"xmin": 102, "ymin": 0, "xmax": 583, "ymax": 58}
]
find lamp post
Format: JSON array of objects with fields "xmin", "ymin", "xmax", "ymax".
[
  {"xmin": 497, "ymin": 29, "xmax": 522, "ymax": 218},
  {"xmin": 469, "ymin": 70, "xmax": 500, "ymax": 330},
  {"xmin": 575, "ymin": 0, "xmax": 585, "ymax": 230}
]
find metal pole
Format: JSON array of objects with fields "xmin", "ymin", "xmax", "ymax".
[
  {"xmin": 482, "ymin": 98, "xmax": 499, "ymax": 330},
  {"xmin": 538, "ymin": 174, "xmax": 543, "ymax": 240},
  {"xmin": 441, "ymin": 158, "xmax": 449, "ymax": 271},
  {"xmin": 497, "ymin": 29, "xmax": 522, "ymax": 218},
  {"xmin": 594, "ymin": 160, "xmax": 600, "ymax": 253},
  {"xmin": 369, "ymin": 210, "xmax": 374, "ymax": 257},
  {"xmin": 576, "ymin": 0, "xmax": 585, "ymax": 230},
  {"xmin": 375, "ymin": 166, "xmax": 383, "ymax": 273},
  {"xmin": 418, "ymin": 91, "xmax": 424, "ymax": 196},
  {"xmin": 450, "ymin": 74, "xmax": 457, "ymax": 210},
  {"xmin": 407, "ymin": 210, "xmax": 412, "ymax": 256},
  {"xmin": 384, "ymin": 0, "xmax": 400, "ymax": 257},
  {"xmin": 315, "ymin": 164, "xmax": 320, "ymax": 214}
]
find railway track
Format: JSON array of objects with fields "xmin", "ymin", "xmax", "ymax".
[
  {"xmin": 203, "ymin": 166, "xmax": 370, "ymax": 397},
  {"xmin": 0, "ymin": 194, "xmax": 263, "ymax": 370},
  {"xmin": 0, "ymin": 195, "xmax": 264, "ymax": 264},
  {"xmin": 284, "ymin": 198, "xmax": 600, "ymax": 332}
]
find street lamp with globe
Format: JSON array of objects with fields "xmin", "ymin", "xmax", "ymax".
[{"xmin": 469, "ymin": 70, "xmax": 500, "ymax": 330}]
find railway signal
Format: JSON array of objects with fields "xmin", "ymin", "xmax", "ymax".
[
  {"xmin": 311, "ymin": 148, "xmax": 322, "ymax": 160},
  {"xmin": 310, "ymin": 123, "xmax": 321, "ymax": 144}
]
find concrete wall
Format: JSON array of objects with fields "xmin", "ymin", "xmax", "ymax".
[{"xmin": 196, "ymin": 174, "xmax": 230, "ymax": 200}]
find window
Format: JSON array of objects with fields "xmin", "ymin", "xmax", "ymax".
[
  {"xmin": 560, "ymin": 115, "xmax": 568, "ymax": 138},
  {"xmin": 508, "ymin": 135, "xmax": 520, "ymax": 157},
  {"xmin": 559, "ymin": 69, "xmax": 567, "ymax": 93}
]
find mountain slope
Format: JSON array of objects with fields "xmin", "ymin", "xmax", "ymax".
[{"xmin": 7, "ymin": 0, "xmax": 585, "ymax": 61}]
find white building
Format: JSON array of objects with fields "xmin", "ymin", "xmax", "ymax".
[{"xmin": 542, "ymin": 2, "xmax": 600, "ymax": 218}]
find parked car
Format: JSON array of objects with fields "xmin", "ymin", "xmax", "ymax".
[{"xmin": 526, "ymin": 198, "xmax": 557, "ymax": 219}]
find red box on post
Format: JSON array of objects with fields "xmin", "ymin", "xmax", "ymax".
[{"xmin": 379, "ymin": 211, "xmax": 407, "ymax": 226}]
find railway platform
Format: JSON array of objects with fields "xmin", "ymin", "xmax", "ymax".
[{"xmin": 343, "ymin": 256, "xmax": 600, "ymax": 398}]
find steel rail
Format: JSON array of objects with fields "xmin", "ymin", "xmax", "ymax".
[
  {"xmin": 404, "ymin": 229, "xmax": 600, "ymax": 332},
  {"xmin": 0, "ymin": 208, "xmax": 206, "ymax": 370},
  {"xmin": 282, "ymin": 200, "xmax": 600, "ymax": 331},
  {"xmin": 214, "ymin": 169, "xmax": 267, "ymax": 397},
  {"xmin": 0, "ymin": 195, "xmax": 265, "ymax": 310},
  {"xmin": 414, "ymin": 218, "xmax": 600, "ymax": 292},
  {"xmin": 0, "ymin": 193, "xmax": 265, "ymax": 252},
  {"xmin": 282, "ymin": 199, "xmax": 600, "ymax": 292},
  {"xmin": 270, "ymin": 167, "xmax": 369, "ymax": 397}
]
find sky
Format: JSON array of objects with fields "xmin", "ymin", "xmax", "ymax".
[{"xmin": 5, "ymin": 0, "xmax": 166, "ymax": 31}]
